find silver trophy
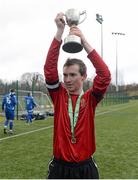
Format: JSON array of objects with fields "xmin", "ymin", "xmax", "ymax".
[{"xmin": 62, "ymin": 9, "xmax": 86, "ymax": 53}]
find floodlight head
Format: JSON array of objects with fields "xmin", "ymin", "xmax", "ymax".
[
  {"xmin": 96, "ymin": 13, "xmax": 103, "ymax": 24},
  {"xmin": 112, "ymin": 32, "xmax": 125, "ymax": 36}
]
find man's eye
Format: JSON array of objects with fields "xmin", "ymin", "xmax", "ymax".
[
  {"xmin": 70, "ymin": 73, "xmax": 76, "ymax": 77},
  {"xmin": 63, "ymin": 74, "xmax": 67, "ymax": 77}
]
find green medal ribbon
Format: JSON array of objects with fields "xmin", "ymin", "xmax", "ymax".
[{"xmin": 68, "ymin": 90, "xmax": 84, "ymax": 143}]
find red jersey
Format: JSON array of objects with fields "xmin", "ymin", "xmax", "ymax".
[{"xmin": 44, "ymin": 38, "xmax": 111, "ymax": 162}]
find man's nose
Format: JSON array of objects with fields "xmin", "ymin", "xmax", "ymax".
[{"xmin": 65, "ymin": 75, "xmax": 71, "ymax": 82}]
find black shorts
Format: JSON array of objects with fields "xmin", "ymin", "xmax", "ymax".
[{"xmin": 47, "ymin": 157, "xmax": 99, "ymax": 179}]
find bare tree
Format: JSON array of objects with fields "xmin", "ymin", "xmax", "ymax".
[{"xmin": 20, "ymin": 72, "xmax": 45, "ymax": 91}]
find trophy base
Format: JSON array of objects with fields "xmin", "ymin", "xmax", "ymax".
[{"xmin": 62, "ymin": 35, "xmax": 83, "ymax": 53}]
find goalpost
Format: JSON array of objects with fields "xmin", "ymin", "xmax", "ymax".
[{"xmin": 17, "ymin": 90, "xmax": 53, "ymax": 117}]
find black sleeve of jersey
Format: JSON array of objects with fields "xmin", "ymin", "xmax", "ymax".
[
  {"xmin": 45, "ymin": 79, "xmax": 60, "ymax": 91},
  {"xmin": 91, "ymin": 91, "xmax": 103, "ymax": 102}
]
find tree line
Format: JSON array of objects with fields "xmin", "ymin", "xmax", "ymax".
[
  {"xmin": 0, "ymin": 72, "xmax": 138, "ymax": 97},
  {"xmin": 0, "ymin": 72, "xmax": 47, "ymax": 95}
]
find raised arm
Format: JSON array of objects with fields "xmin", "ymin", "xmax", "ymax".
[
  {"xmin": 69, "ymin": 26, "xmax": 111, "ymax": 101},
  {"xmin": 44, "ymin": 13, "xmax": 65, "ymax": 86},
  {"xmin": 88, "ymin": 50, "xmax": 111, "ymax": 101}
]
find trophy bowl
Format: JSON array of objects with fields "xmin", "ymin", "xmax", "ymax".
[{"xmin": 62, "ymin": 35, "xmax": 83, "ymax": 53}]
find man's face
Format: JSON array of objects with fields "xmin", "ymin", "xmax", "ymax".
[{"xmin": 63, "ymin": 64, "xmax": 86, "ymax": 94}]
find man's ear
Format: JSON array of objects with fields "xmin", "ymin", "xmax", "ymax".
[{"xmin": 82, "ymin": 73, "xmax": 87, "ymax": 81}]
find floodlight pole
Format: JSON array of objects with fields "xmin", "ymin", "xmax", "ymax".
[
  {"xmin": 16, "ymin": 80, "xmax": 19, "ymax": 120},
  {"xmin": 112, "ymin": 32, "xmax": 125, "ymax": 92},
  {"xmin": 96, "ymin": 14, "xmax": 103, "ymax": 58}
]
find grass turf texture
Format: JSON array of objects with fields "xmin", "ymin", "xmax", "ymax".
[{"xmin": 0, "ymin": 100, "xmax": 138, "ymax": 179}]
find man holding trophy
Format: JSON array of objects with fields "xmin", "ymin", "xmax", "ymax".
[{"xmin": 44, "ymin": 10, "xmax": 111, "ymax": 179}]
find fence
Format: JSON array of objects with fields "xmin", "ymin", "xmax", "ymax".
[{"xmin": 99, "ymin": 90, "xmax": 129, "ymax": 106}]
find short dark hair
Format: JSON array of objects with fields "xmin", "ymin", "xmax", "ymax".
[
  {"xmin": 27, "ymin": 92, "xmax": 31, "ymax": 96},
  {"xmin": 63, "ymin": 58, "xmax": 87, "ymax": 76},
  {"xmin": 10, "ymin": 89, "xmax": 15, "ymax": 93}
]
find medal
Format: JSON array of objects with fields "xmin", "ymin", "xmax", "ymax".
[
  {"xmin": 71, "ymin": 137, "xmax": 76, "ymax": 144},
  {"xmin": 68, "ymin": 90, "xmax": 84, "ymax": 145}
]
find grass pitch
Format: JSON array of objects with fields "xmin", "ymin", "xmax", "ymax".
[{"xmin": 0, "ymin": 100, "xmax": 138, "ymax": 179}]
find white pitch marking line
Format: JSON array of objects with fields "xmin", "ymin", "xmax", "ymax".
[
  {"xmin": 0, "ymin": 125, "xmax": 53, "ymax": 141},
  {"xmin": 96, "ymin": 103, "xmax": 136, "ymax": 116}
]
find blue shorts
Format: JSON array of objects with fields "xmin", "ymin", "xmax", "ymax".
[{"xmin": 5, "ymin": 111, "xmax": 15, "ymax": 120}]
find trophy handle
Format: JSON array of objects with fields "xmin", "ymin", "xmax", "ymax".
[
  {"xmin": 63, "ymin": 14, "xmax": 68, "ymax": 25},
  {"xmin": 79, "ymin": 10, "xmax": 87, "ymax": 24}
]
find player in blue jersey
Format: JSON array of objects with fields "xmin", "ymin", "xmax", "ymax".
[
  {"xmin": 2, "ymin": 89, "xmax": 17, "ymax": 134},
  {"xmin": 24, "ymin": 92, "xmax": 37, "ymax": 124}
]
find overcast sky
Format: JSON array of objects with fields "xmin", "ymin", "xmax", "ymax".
[{"xmin": 0, "ymin": 0, "xmax": 138, "ymax": 85}]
